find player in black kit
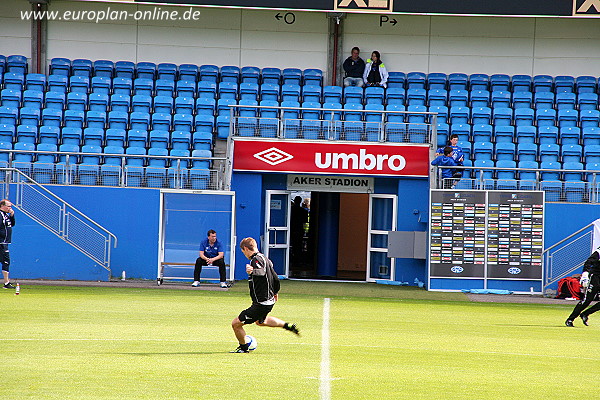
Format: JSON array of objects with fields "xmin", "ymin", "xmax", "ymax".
[
  {"xmin": 566, "ymin": 246, "xmax": 600, "ymax": 327},
  {"xmin": 230, "ymin": 237, "xmax": 300, "ymax": 353}
]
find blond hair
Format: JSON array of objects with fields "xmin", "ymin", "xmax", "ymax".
[{"xmin": 240, "ymin": 237, "xmax": 257, "ymax": 251}]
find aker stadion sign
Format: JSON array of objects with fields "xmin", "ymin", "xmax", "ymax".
[
  {"xmin": 287, "ymin": 174, "xmax": 374, "ymax": 193},
  {"xmin": 232, "ymin": 138, "xmax": 429, "ymax": 177}
]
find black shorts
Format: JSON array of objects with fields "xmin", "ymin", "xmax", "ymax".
[
  {"xmin": 238, "ymin": 303, "xmax": 274, "ymax": 325},
  {"xmin": 0, "ymin": 244, "xmax": 9, "ymax": 272}
]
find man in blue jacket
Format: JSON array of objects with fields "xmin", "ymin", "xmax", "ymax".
[{"xmin": 431, "ymin": 146, "xmax": 459, "ymax": 188}]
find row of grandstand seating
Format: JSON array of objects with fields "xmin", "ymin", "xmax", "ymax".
[
  {"xmin": 457, "ymin": 142, "xmax": 600, "ymax": 163},
  {"xmin": 4, "ymin": 55, "xmax": 600, "ymax": 95},
  {"xmin": 3, "ymin": 72, "xmax": 600, "ymax": 110}
]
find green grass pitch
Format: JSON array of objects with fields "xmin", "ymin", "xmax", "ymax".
[{"xmin": 2, "ymin": 281, "xmax": 599, "ymax": 399}]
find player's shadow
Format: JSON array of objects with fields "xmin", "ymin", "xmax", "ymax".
[{"xmin": 493, "ymin": 323, "xmax": 566, "ymax": 328}]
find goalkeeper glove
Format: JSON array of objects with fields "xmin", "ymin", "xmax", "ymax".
[{"xmin": 580, "ymin": 271, "xmax": 590, "ymax": 288}]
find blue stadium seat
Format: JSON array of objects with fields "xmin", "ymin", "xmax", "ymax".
[
  {"xmin": 152, "ymin": 113, "xmax": 172, "ymax": 131},
  {"xmin": 45, "ymin": 92, "xmax": 65, "ymax": 111},
  {"xmin": 563, "ymin": 161, "xmax": 585, "ymax": 202},
  {"xmin": 41, "ymin": 108, "xmax": 62, "ymax": 127},
  {"xmin": 427, "ymin": 73, "xmax": 447, "ymax": 90},
  {"xmin": 238, "ymin": 99, "xmax": 258, "ymax": 117},
  {"xmin": 540, "ymin": 161, "xmax": 563, "ymax": 201},
  {"xmin": 136, "ymin": 62, "xmax": 156, "ymax": 80},
  {"xmin": 585, "ymin": 145, "xmax": 600, "ymax": 164},
  {"xmin": 155, "ymin": 79, "xmax": 175, "ymax": 97},
  {"xmin": 303, "ymin": 69, "xmax": 323, "ymax": 86},
  {"xmin": 198, "ymin": 81, "xmax": 217, "ymax": 99},
  {"xmin": 176, "ymin": 80, "xmax": 196, "ymax": 98},
  {"xmin": 385, "ymin": 88, "xmax": 405, "ymax": 106},
  {"xmin": 473, "ymin": 141, "xmax": 493, "ymax": 160},
  {"xmin": 472, "ymin": 124, "xmax": 492, "ymax": 142},
  {"xmin": 55, "ymin": 143, "xmax": 80, "ymax": 184},
  {"xmin": 554, "ymin": 76, "xmax": 574, "ymax": 93},
  {"xmin": 365, "ymin": 86, "xmax": 384, "ymax": 105},
  {"xmin": 157, "ymin": 63, "xmax": 177, "ymax": 81},
  {"xmin": 85, "ymin": 111, "xmax": 106, "ymax": 129},
  {"xmin": 496, "ymin": 160, "xmax": 518, "ymax": 190},
  {"xmin": 33, "ymin": 143, "xmax": 58, "ymax": 183},
  {"xmin": 343, "ymin": 86, "xmax": 363, "ymax": 104},
  {"xmin": 282, "ymin": 84, "xmax": 301, "ymax": 103},
  {"xmin": 218, "ymin": 82, "xmax": 238, "ymax": 100},
  {"xmin": 16, "ymin": 125, "xmax": 37, "ymax": 143},
  {"xmin": 449, "ymin": 106, "xmax": 469, "ymax": 125},
  {"xmin": 107, "ymin": 111, "xmax": 129, "ymax": 130},
  {"xmin": 192, "ymin": 130, "xmax": 212, "ymax": 151},
  {"xmin": 241, "ymin": 66, "xmax": 260, "ymax": 84},
  {"xmin": 61, "ymin": 127, "xmax": 83, "ymax": 145},
  {"xmin": 344, "ymin": 103, "xmax": 363, "ymax": 122},
  {"xmin": 515, "ymin": 125, "xmax": 535, "ymax": 144},
  {"xmin": 0, "ymin": 107, "xmax": 18, "ymax": 126},
  {"xmin": 448, "ymin": 73, "xmax": 468, "ymax": 91},
  {"xmin": 471, "ymin": 107, "xmax": 491, "ymax": 125},
  {"xmin": 94, "ymin": 60, "xmax": 114, "ymax": 78},
  {"xmin": 576, "ymin": 76, "xmax": 597, "ymax": 94},
  {"xmin": 100, "ymin": 145, "xmax": 125, "ymax": 186},
  {"xmin": 260, "ymin": 100, "xmax": 280, "ymax": 119},
  {"xmin": 558, "ymin": 109, "xmax": 578, "ymax": 128},
  {"xmin": 448, "ymin": 89, "xmax": 468, "ymax": 107},
  {"xmin": 195, "ymin": 98, "xmax": 215, "ymax": 116},
  {"xmin": 539, "ymin": 143, "xmax": 560, "ymax": 162},
  {"xmin": 556, "ymin": 92, "xmax": 576, "ymax": 110},
  {"xmin": 172, "ymin": 97, "xmax": 193, "ymax": 115},
  {"xmin": 386, "ymin": 104, "xmax": 405, "ymax": 123},
  {"xmin": 492, "ymin": 107, "xmax": 512, "ymax": 126},
  {"xmin": 105, "ymin": 128, "xmax": 126, "ymax": 147},
  {"xmin": 217, "ymin": 98, "xmax": 236, "ymax": 117},
  {"xmin": 407, "ymin": 72, "xmax": 426, "ymax": 90},
  {"xmin": 39, "ymin": 126, "xmax": 60, "ymax": 145},
  {"xmin": 406, "ymin": 88, "xmax": 426, "ymax": 106},
  {"xmin": 154, "ymin": 96, "xmax": 174, "ymax": 114},
  {"xmin": 3, "ymin": 73, "xmax": 23, "ymax": 91},
  {"xmin": 132, "ymin": 95, "xmax": 152, "ymax": 113},
  {"xmin": 518, "ymin": 160, "xmax": 539, "ymax": 190},
  {"xmin": 66, "ymin": 92, "xmax": 87, "ymax": 111},
  {"xmin": 427, "ymin": 89, "xmax": 447, "ymax": 107},
  {"xmin": 115, "ymin": 61, "xmax": 135, "ymax": 79},
  {"xmin": 578, "ymin": 93, "xmax": 599, "ymax": 111},
  {"xmin": 216, "ymin": 115, "xmax": 230, "ymax": 139},
  {"xmin": 133, "ymin": 78, "xmax": 154, "ymax": 97},
  {"xmin": 428, "ymin": 105, "xmax": 448, "ymax": 124},
  {"xmin": 91, "ymin": 76, "xmax": 111, "ymax": 95},
  {"xmin": 282, "ymin": 68, "xmax": 302, "ymax": 86},
  {"xmin": 149, "ymin": 130, "xmax": 169, "ymax": 149},
  {"xmin": 48, "ymin": 75, "xmax": 68, "ymax": 93},
  {"xmin": 83, "ymin": 127, "xmax": 104, "ymax": 146},
  {"xmin": 171, "ymin": 131, "xmax": 192, "ymax": 150},
  {"xmin": 436, "ymin": 123, "xmax": 449, "ymax": 146},
  {"xmin": 124, "ymin": 146, "xmax": 146, "ymax": 187},
  {"xmin": 580, "ymin": 110, "xmax": 600, "ymax": 129},
  {"xmin": 495, "ymin": 142, "xmax": 515, "ymax": 161},
  {"xmin": 262, "ymin": 68, "xmax": 281, "ymax": 85},
  {"xmin": 560, "ymin": 127, "xmax": 581, "ymax": 145},
  {"xmin": 69, "ymin": 76, "xmax": 90, "ymax": 94},
  {"xmin": 473, "ymin": 159, "xmax": 495, "ymax": 189},
  {"xmin": 26, "ymin": 73, "xmax": 46, "ymax": 92},
  {"xmin": 88, "ymin": 93, "xmax": 109, "ymax": 113},
  {"xmin": 533, "ymin": 92, "xmax": 554, "ymax": 110},
  {"xmin": 514, "ymin": 108, "xmax": 534, "ymax": 127},
  {"xmin": 511, "ymin": 74, "xmax": 532, "ymax": 92},
  {"xmin": 261, "ymin": 84, "xmax": 280, "ymax": 102},
  {"xmin": 173, "ymin": 114, "xmax": 193, "ymax": 132},
  {"xmin": 583, "ymin": 127, "xmax": 600, "ymax": 146},
  {"xmin": 469, "ymin": 74, "xmax": 489, "ymax": 91},
  {"xmin": 512, "ymin": 92, "xmax": 532, "ymax": 109},
  {"xmin": 188, "ymin": 149, "xmax": 212, "ymax": 189},
  {"xmin": 0, "ymin": 124, "xmax": 14, "ymax": 143},
  {"xmin": 110, "ymin": 94, "xmax": 130, "ymax": 112},
  {"xmin": 491, "ymin": 91, "xmax": 510, "ymax": 108},
  {"xmin": 146, "ymin": 147, "xmax": 169, "ymax": 188},
  {"xmin": 50, "ymin": 58, "xmax": 71, "ymax": 76},
  {"xmin": 72, "ymin": 59, "xmax": 93, "ymax": 77},
  {"xmin": 451, "ymin": 124, "xmax": 471, "ymax": 140},
  {"xmin": 517, "ymin": 143, "xmax": 538, "ymax": 162},
  {"xmin": 113, "ymin": 77, "xmax": 133, "ymax": 95},
  {"xmin": 533, "ymin": 75, "xmax": 553, "ymax": 93},
  {"xmin": 561, "ymin": 144, "xmax": 583, "ymax": 163},
  {"xmin": 538, "ymin": 126, "xmax": 559, "ymax": 144},
  {"xmin": 387, "ymin": 72, "xmax": 405, "ymax": 89},
  {"xmin": 535, "ymin": 109, "xmax": 556, "ymax": 127},
  {"xmin": 490, "ymin": 74, "xmax": 510, "ymax": 92},
  {"xmin": 178, "ymin": 64, "xmax": 198, "ymax": 82},
  {"xmin": 302, "ymin": 85, "xmax": 322, "ymax": 103},
  {"xmin": 197, "ymin": 65, "xmax": 218, "ymax": 83},
  {"xmin": 130, "ymin": 112, "xmax": 151, "ymax": 131},
  {"xmin": 64, "ymin": 110, "xmax": 84, "ymax": 129},
  {"xmin": 1, "ymin": 89, "xmax": 21, "ymax": 109}
]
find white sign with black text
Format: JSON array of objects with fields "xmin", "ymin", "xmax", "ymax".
[{"xmin": 287, "ymin": 174, "xmax": 374, "ymax": 193}]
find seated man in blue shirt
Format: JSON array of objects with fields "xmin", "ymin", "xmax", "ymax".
[
  {"xmin": 431, "ymin": 146, "xmax": 459, "ymax": 188},
  {"xmin": 193, "ymin": 229, "xmax": 227, "ymax": 288}
]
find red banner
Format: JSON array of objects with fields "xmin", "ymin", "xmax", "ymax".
[{"xmin": 232, "ymin": 139, "xmax": 430, "ymax": 177}]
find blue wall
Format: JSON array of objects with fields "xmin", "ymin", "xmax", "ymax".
[{"xmin": 13, "ymin": 185, "xmax": 160, "ymax": 281}]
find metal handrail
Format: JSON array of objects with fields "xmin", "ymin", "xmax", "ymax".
[
  {"xmin": 228, "ymin": 104, "xmax": 436, "ymax": 116},
  {"xmin": 544, "ymin": 220, "xmax": 595, "ymax": 254}
]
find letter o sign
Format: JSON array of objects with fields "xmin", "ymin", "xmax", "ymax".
[{"xmin": 387, "ymin": 155, "xmax": 406, "ymax": 171}]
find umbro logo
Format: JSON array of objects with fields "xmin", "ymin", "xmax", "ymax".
[
  {"xmin": 573, "ymin": 0, "xmax": 600, "ymax": 14},
  {"xmin": 253, "ymin": 147, "xmax": 294, "ymax": 166}
]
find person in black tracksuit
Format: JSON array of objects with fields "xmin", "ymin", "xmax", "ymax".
[
  {"xmin": 0, "ymin": 199, "xmax": 15, "ymax": 289},
  {"xmin": 230, "ymin": 237, "xmax": 300, "ymax": 353},
  {"xmin": 566, "ymin": 247, "xmax": 600, "ymax": 326}
]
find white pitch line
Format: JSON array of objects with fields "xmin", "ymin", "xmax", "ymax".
[{"xmin": 320, "ymin": 297, "xmax": 331, "ymax": 400}]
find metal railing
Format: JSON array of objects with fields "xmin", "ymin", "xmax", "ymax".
[
  {"xmin": 543, "ymin": 221, "xmax": 595, "ymax": 290},
  {"xmin": 434, "ymin": 165, "xmax": 600, "ymax": 203},
  {"xmin": 0, "ymin": 148, "xmax": 229, "ymax": 191},
  {"xmin": 228, "ymin": 105, "xmax": 439, "ymax": 144},
  {"xmin": 8, "ymin": 168, "xmax": 117, "ymax": 273}
]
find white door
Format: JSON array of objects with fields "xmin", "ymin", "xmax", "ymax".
[
  {"xmin": 264, "ymin": 190, "xmax": 291, "ymax": 277},
  {"xmin": 367, "ymin": 194, "xmax": 398, "ymax": 282}
]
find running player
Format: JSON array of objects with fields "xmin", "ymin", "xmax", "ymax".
[{"xmin": 566, "ymin": 246, "xmax": 600, "ymax": 327}]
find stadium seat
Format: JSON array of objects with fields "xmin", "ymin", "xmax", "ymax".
[
  {"xmin": 407, "ymin": 72, "xmax": 426, "ymax": 90},
  {"xmin": 512, "ymin": 92, "xmax": 533, "ymax": 109},
  {"xmin": 153, "ymin": 96, "xmax": 174, "ymax": 115},
  {"xmin": 470, "ymin": 90, "xmax": 490, "ymax": 108},
  {"xmin": 515, "ymin": 125, "xmax": 535, "ymax": 144},
  {"xmin": 365, "ymin": 86, "xmax": 385, "ymax": 105},
  {"xmin": 66, "ymin": 92, "xmax": 87, "ymax": 111},
  {"xmin": 554, "ymin": 76, "xmax": 575, "ymax": 93},
  {"xmin": 472, "ymin": 124, "xmax": 492, "ymax": 142},
  {"xmin": 533, "ymin": 75, "xmax": 553, "ymax": 92},
  {"xmin": 88, "ymin": 93, "xmax": 109, "ymax": 113},
  {"xmin": 302, "ymin": 85, "xmax": 322, "ymax": 103},
  {"xmin": 152, "ymin": 113, "xmax": 172, "ymax": 131},
  {"xmin": 100, "ymin": 145, "xmax": 125, "ymax": 186},
  {"xmin": 12, "ymin": 141, "xmax": 35, "ymax": 175},
  {"xmin": 91, "ymin": 76, "xmax": 111, "ymax": 95},
  {"xmin": 195, "ymin": 98, "xmax": 215, "ymax": 116},
  {"xmin": 47, "ymin": 75, "xmax": 67, "ymax": 94},
  {"xmin": 533, "ymin": 92, "xmax": 554, "ymax": 110},
  {"xmin": 155, "ymin": 79, "xmax": 175, "ymax": 97},
  {"xmin": 580, "ymin": 110, "xmax": 600, "ymax": 129},
  {"xmin": 1, "ymin": 89, "xmax": 21, "ymax": 109},
  {"xmin": 146, "ymin": 147, "xmax": 169, "ymax": 188},
  {"xmin": 26, "ymin": 73, "xmax": 46, "ymax": 92},
  {"xmin": 471, "ymin": 107, "xmax": 491, "ymax": 125},
  {"xmin": 32, "ymin": 143, "xmax": 58, "ymax": 184},
  {"xmin": 563, "ymin": 161, "xmax": 586, "ymax": 202},
  {"xmin": 217, "ymin": 98, "xmax": 237, "ymax": 117},
  {"xmin": 148, "ymin": 130, "xmax": 169, "ymax": 149},
  {"xmin": 19, "ymin": 108, "xmax": 40, "ymax": 126},
  {"xmin": 387, "ymin": 72, "xmax": 405, "ymax": 89},
  {"xmin": 130, "ymin": 112, "xmax": 151, "ymax": 131},
  {"xmin": 198, "ymin": 81, "xmax": 217, "ymax": 99},
  {"xmin": 469, "ymin": 74, "xmax": 489, "ymax": 91},
  {"xmin": 105, "ymin": 128, "xmax": 126, "ymax": 147},
  {"xmin": 449, "ymin": 106, "xmax": 469, "ymax": 125},
  {"xmin": 133, "ymin": 78, "xmax": 154, "ymax": 97},
  {"xmin": 303, "ymin": 69, "xmax": 323, "ymax": 86},
  {"xmin": 50, "ymin": 58, "xmax": 71, "ymax": 76},
  {"xmin": 157, "ymin": 63, "xmax": 177, "ymax": 81},
  {"xmin": 282, "ymin": 68, "xmax": 302, "ymax": 86},
  {"xmin": 427, "ymin": 89, "xmax": 447, "ymax": 107},
  {"xmin": 173, "ymin": 114, "xmax": 193, "ymax": 132},
  {"xmin": 192, "ymin": 130, "xmax": 213, "ymax": 151},
  {"xmin": 585, "ymin": 145, "xmax": 600, "ymax": 164},
  {"xmin": 583, "ymin": 127, "xmax": 600, "ymax": 146},
  {"xmin": 178, "ymin": 64, "xmax": 198, "ymax": 82},
  {"xmin": 473, "ymin": 159, "xmax": 495, "ymax": 189},
  {"xmin": 427, "ymin": 73, "xmax": 447, "ymax": 90},
  {"xmin": 136, "ymin": 62, "xmax": 156, "ymax": 80},
  {"xmin": 113, "ymin": 77, "xmax": 133, "ymax": 95},
  {"xmin": 176, "ymin": 80, "xmax": 196, "ymax": 98},
  {"xmin": 241, "ymin": 66, "xmax": 260, "ymax": 84},
  {"xmin": 490, "ymin": 74, "xmax": 510, "ymax": 92},
  {"xmin": 560, "ymin": 127, "xmax": 581, "ymax": 145},
  {"xmin": 69, "ymin": 76, "xmax": 90, "ymax": 94},
  {"xmin": 41, "ymin": 109, "xmax": 62, "ymax": 127},
  {"xmin": 16, "ymin": 125, "xmax": 37, "ymax": 143},
  {"xmin": 282, "ymin": 84, "xmax": 301, "ymax": 103},
  {"xmin": 535, "ymin": 109, "xmax": 556, "ymax": 127},
  {"xmin": 262, "ymin": 68, "xmax": 281, "ymax": 85},
  {"xmin": 539, "ymin": 143, "xmax": 560, "ymax": 162},
  {"xmin": 448, "ymin": 90, "xmax": 468, "ymax": 107},
  {"xmin": 514, "ymin": 108, "xmax": 534, "ymax": 127},
  {"xmin": 55, "ymin": 143, "xmax": 80, "ymax": 184},
  {"xmin": 260, "ymin": 84, "xmax": 280, "ymax": 102},
  {"xmin": 495, "ymin": 142, "xmax": 516, "ymax": 161},
  {"xmin": 344, "ymin": 86, "xmax": 364, "ymax": 104},
  {"xmin": 124, "ymin": 146, "xmax": 146, "ymax": 187},
  {"xmin": 473, "ymin": 142, "xmax": 493, "ymax": 160},
  {"xmin": 110, "ymin": 94, "xmax": 131, "ymax": 112},
  {"xmin": 517, "ymin": 142, "xmax": 538, "ymax": 162},
  {"xmin": 39, "ymin": 126, "xmax": 60, "ymax": 145},
  {"xmin": 538, "ymin": 126, "xmax": 559, "ymax": 144},
  {"xmin": 428, "ymin": 105, "xmax": 448, "ymax": 124},
  {"xmin": 72, "ymin": 59, "xmax": 93, "ymax": 77},
  {"xmin": 107, "ymin": 111, "xmax": 129, "ymax": 130},
  {"xmin": 496, "ymin": 160, "xmax": 518, "ymax": 190},
  {"xmin": 115, "ymin": 61, "xmax": 135, "ymax": 79},
  {"xmin": 385, "ymin": 88, "xmax": 405, "ymax": 106},
  {"xmin": 64, "ymin": 110, "xmax": 84, "ymax": 129},
  {"xmin": 85, "ymin": 111, "xmax": 106, "ymax": 129},
  {"xmin": 511, "ymin": 74, "xmax": 532, "ymax": 92},
  {"xmin": 492, "ymin": 108, "xmax": 512, "ymax": 126},
  {"xmin": 518, "ymin": 160, "xmax": 539, "ymax": 190},
  {"xmin": 540, "ymin": 161, "xmax": 563, "ymax": 201},
  {"xmin": 491, "ymin": 91, "xmax": 510, "ymax": 108},
  {"xmin": 94, "ymin": 60, "xmax": 114, "ymax": 78},
  {"xmin": 561, "ymin": 144, "xmax": 583, "ymax": 164},
  {"xmin": 448, "ymin": 73, "xmax": 468, "ymax": 91},
  {"xmin": 576, "ymin": 76, "xmax": 597, "ymax": 94},
  {"xmin": 216, "ymin": 115, "xmax": 230, "ymax": 139},
  {"xmin": 556, "ymin": 92, "xmax": 576, "ymax": 110},
  {"xmin": 61, "ymin": 127, "xmax": 83, "ymax": 145},
  {"xmin": 83, "ymin": 127, "xmax": 104, "ymax": 146}
]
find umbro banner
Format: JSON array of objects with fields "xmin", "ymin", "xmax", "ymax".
[{"xmin": 232, "ymin": 138, "xmax": 430, "ymax": 177}]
